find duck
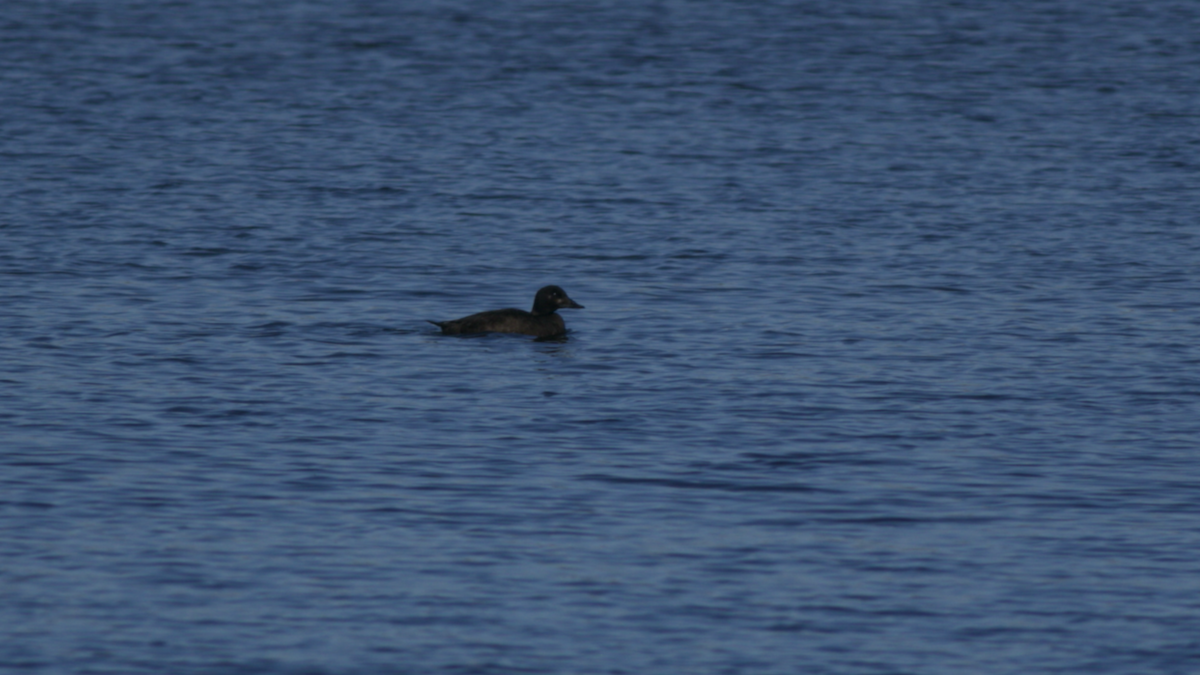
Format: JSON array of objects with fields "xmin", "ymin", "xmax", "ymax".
[{"xmin": 428, "ymin": 285, "xmax": 584, "ymax": 338}]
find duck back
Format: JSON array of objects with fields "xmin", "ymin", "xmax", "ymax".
[{"xmin": 429, "ymin": 309, "xmax": 567, "ymax": 338}]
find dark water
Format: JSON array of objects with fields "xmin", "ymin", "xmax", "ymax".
[{"xmin": 3, "ymin": 1, "xmax": 1200, "ymax": 673}]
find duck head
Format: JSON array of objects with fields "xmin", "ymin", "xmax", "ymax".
[{"xmin": 531, "ymin": 285, "xmax": 584, "ymax": 315}]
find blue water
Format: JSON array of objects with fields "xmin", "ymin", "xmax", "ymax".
[{"xmin": 3, "ymin": 1, "xmax": 1200, "ymax": 673}]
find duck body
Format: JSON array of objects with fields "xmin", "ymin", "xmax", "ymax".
[{"xmin": 429, "ymin": 285, "xmax": 583, "ymax": 338}]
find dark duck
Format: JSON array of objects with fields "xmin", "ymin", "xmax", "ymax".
[{"xmin": 428, "ymin": 285, "xmax": 584, "ymax": 338}]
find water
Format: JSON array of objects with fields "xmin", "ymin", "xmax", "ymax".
[{"xmin": 3, "ymin": 1, "xmax": 1200, "ymax": 673}]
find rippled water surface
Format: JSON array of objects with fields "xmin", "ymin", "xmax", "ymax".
[{"xmin": 3, "ymin": 1, "xmax": 1200, "ymax": 673}]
